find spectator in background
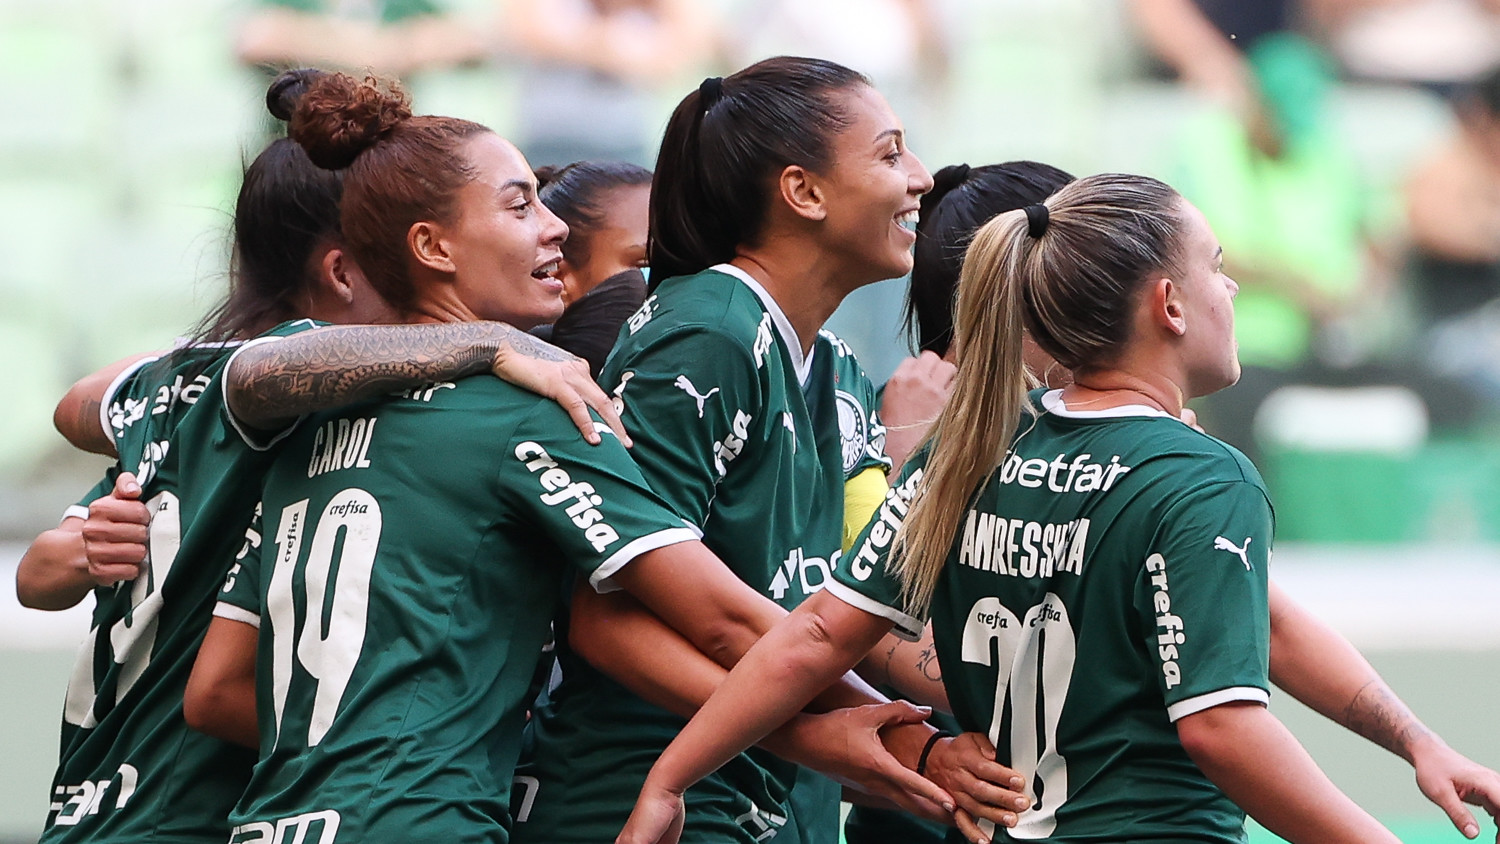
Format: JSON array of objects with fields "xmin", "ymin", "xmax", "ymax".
[
  {"xmin": 235, "ymin": 0, "xmax": 485, "ymax": 78},
  {"xmin": 503, "ymin": 0, "xmax": 715, "ymax": 167},
  {"xmin": 1408, "ymin": 66, "xmax": 1500, "ymax": 325},
  {"xmin": 532, "ymin": 161, "xmax": 652, "ymax": 377}
]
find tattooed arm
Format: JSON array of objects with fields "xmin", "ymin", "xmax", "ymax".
[
  {"xmin": 858, "ymin": 624, "xmax": 950, "ymax": 713},
  {"xmin": 1269, "ymin": 581, "xmax": 1500, "ymax": 839},
  {"xmin": 53, "ymin": 352, "xmax": 159, "ymax": 456},
  {"xmin": 227, "ymin": 322, "xmax": 629, "ymax": 445}
]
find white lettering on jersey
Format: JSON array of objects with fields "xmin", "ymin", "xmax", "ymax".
[
  {"xmin": 50, "ymin": 764, "xmax": 139, "ymax": 826},
  {"xmin": 996, "ymin": 452, "xmax": 1131, "ymax": 493},
  {"xmin": 711, "ymin": 410, "xmax": 754, "ymax": 478},
  {"xmin": 752, "ymin": 314, "xmax": 775, "ymax": 369},
  {"xmin": 610, "ymin": 371, "xmax": 635, "ymax": 417},
  {"xmin": 769, "ymin": 547, "xmax": 836, "ymax": 600},
  {"xmin": 515, "ymin": 442, "xmax": 621, "ymax": 552},
  {"xmin": 108, "ymin": 395, "xmax": 150, "ymax": 436},
  {"xmin": 626, "ymin": 295, "xmax": 658, "ymax": 335},
  {"xmin": 1213, "ymin": 536, "xmax": 1252, "ymax": 570},
  {"xmin": 148, "ymin": 374, "xmax": 212, "ymax": 418},
  {"xmin": 849, "ymin": 468, "xmax": 923, "ymax": 581},
  {"xmin": 1146, "ymin": 553, "xmax": 1185, "ymax": 689},
  {"xmin": 958, "ymin": 514, "xmax": 1090, "ymax": 579},
  {"xmin": 306, "ymin": 417, "xmax": 378, "ymax": 478},
  {"xmin": 134, "ymin": 439, "xmax": 170, "ymax": 488},
  {"xmin": 735, "ymin": 801, "xmax": 787, "ymax": 842},
  {"xmin": 230, "ymin": 809, "xmax": 341, "ymax": 844},
  {"xmin": 673, "ymin": 375, "xmax": 720, "ymax": 418},
  {"xmin": 781, "ymin": 412, "xmax": 796, "ymax": 453},
  {"xmin": 396, "ymin": 381, "xmax": 456, "ymax": 402}
]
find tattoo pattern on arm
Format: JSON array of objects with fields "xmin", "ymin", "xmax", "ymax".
[
  {"xmin": 231, "ymin": 322, "xmax": 579, "ymax": 427},
  {"xmin": 1343, "ymin": 679, "xmax": 1433, "ymax": 761}
]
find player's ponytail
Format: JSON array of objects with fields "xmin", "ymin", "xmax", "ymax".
[{"xmin": 891, "ymin": 173, "xmax": 1187, "ymax": 617}]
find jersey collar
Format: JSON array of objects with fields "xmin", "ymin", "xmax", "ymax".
[
  {"xmin": 1040, "ymin": 388, "xmax": 1180, "ymax": 420},
  {"xmin": 712, "ymin": 262, "xmax": 815, "ymax": 385}
]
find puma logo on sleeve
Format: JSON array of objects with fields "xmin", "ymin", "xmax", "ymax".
[
  {"xmin": 1213, "ymin": 536, "xmax": 1252, "ymax": 570},
  {"xmin": 674, "ymin": 375, "xmax": 720, "ymax": 418}
]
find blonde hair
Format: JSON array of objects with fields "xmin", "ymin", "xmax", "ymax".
[{"xmin": 889, "ymin": 174, "xmax": 1184, "ymax": 617}]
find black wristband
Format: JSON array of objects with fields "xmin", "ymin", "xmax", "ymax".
[{"xmin": 916, "ymin": 729, "xmax": 953, "ymax": 776}]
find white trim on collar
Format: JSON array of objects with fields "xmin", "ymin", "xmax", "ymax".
[
  {"xmin": 1040, "ymin": 388, "xmax": 1180, "ymax": 420},
  {"xmin": 711, "ymin": 262, "xmax": 815, "ymax": 385}
]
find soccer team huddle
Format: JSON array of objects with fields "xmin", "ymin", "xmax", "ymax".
[{"xmin": 18, "ymin": 57, "xmax": 1500, "ymax": 844}]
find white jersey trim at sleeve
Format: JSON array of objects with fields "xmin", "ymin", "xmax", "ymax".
[
  {"xmin": 223, "ymin": 336, "xmax": 305, "ymax": 453},
  {"xmin": 61, "ymin": 505, "xmax": 89, "ymax": 524},
  {"xmin": 98, "ymin": 354, "xmax": 163, "ymax": 441},
  {"xmin": 213, "ymin": 601, "xmax": 261, "ymax": 629},
  {"xmin": 590, "ymin": 526, "xmax": 701, "ymax": 593},
  {"xmin": 822, "ymin": 580, "xmax": 924, "ymax": 642},
  {"xmin": 1166, "ymin": 686, "xmax": 1270, "ymax": 722}
]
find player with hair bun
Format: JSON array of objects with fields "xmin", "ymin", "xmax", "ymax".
[
  {"xmin": 186, "ymin": 70, "xmax": 952, "ymax": 844},
  {"xmin": 19, "ymin": 67, "xmax": 627, "ymax": 844}
]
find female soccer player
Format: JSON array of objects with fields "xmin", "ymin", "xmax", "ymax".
[
  {"xmin": 532, "ymin": 160, "xmax": 653, "ymax": 376},
  {"xmin": 513, "ymin": 57, "xmax": 1025, "ymax": 844},
  {"xmin": 619, "ymin": 174, "xmax": 1409, "ymax": 844},
  {"xmin": 17, "ymin": 68, "xmax": 625, "ymax": 844},
  {"xmin": 185, "ymin": 70, "xmax": 951, "ymax": 844},
  {"xmin": 861, "ymin": 158, "xmax": 1500, "ymax": 843}
]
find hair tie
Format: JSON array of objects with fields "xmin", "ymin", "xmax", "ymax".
[
  {"xmin": 699, "ymin": 76, "xmax": 724, "ymax": 113},
  {"xmin": 1024, "ymin": 203, "xmax": 1049, "ymax": 238}
]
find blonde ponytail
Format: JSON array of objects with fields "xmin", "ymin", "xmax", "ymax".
[{"xmin": 889, "ymin": 209, "xmax": 1037, "ymax": 617}]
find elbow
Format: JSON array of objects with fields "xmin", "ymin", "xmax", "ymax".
[
  {"xmin": 697, "ymin": 606, "xmax": 767, "ymax": 669},
  {"xmin": 182, "ymin": 680, "xmax": 233, "ymax": 740}
]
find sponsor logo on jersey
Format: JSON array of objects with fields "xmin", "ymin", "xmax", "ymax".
[
  {"xmin": 996, "ymin": 452, "xmax": 1131, "ymax": 493},
  {"xmin": 50, "ymin": 764, "xmax": 138, "ymax": 826},
  {"xmin": 230, "ymin": 809, "xmax": 341, "ymax": 844},
  {"xmin": 819, "ymin": 329, "xmax": 855, "ymax": 358},
  {"xmin": 306, "ymin": 416, "xmax": 378, "ymax": 478},
  {"xmin": 959, "ymin": 514, "xmax": 1090, "ymax": 579},
  {"xmin": 753, "ymin": 313, "xmax": 775, "ymax": 369},
  {"xmin": 610, "ymin": 371, "xmax": 636, "ymax": 417},
  {"xmin": 108, "ymin": 395, "xmax": 150, "ymax": 436},
  {"xmin": 626, "ymin": 295, "xmax": 658, "ymax": 335},
  {"xmin": 781, "ymin": 412, "xmax": 796, "ymax": 453},
  {"xmin": 735, "ymin": 801, "xmax": 787, "ymax": 842},
  {"xmin": 1213, "ymin": 536, "xmax": 1253, "ymax": 570},
  {"xmin": 673, "ymin": 374, "xmax": 720, "ymax": 418},
  {"xmin": 769, "ymin": 547, "xmax": 837, "ymax": 600},
  {"xmin": 835, "ymin": 389, "xmax": 869, "ymax": 475},
  {"xmin": 223, "ymin": 502, "xmax": 263, "ymax": 594},
  {"xmin": 849, "ymin": 468, "xmax": 923, "ymax": 581},
  {"xmin": 150, "ymin": 373, "xmax": 211, "ymax": 416},
  {"xmin": 711, "ymin": 409, "xmax": 754, "ymax": 478},
  {"xmin": 515, "ymin": 442, "xmax": 621, "ymax": 552},
  {"xmin": 1146, "ymin": 553, "xmax": 1185, "ymax": 689}
]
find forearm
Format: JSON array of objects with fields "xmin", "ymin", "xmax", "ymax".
[
  {"xmin": 1268, "ymin": 582, "xmax": 1433, "ymax": 762},
  {"xmin": 860, "ymin": 626, "xmax": 950, "ymax": 712},
  {"xmin": 646, "ymin": 598, "xmax": 889, "ymax": 793},
  {"xmin": 15, "ymin": 521, "xmax": 91, "ymax": 610},
  {"xmin": 1179, "ymin": 703, "xmax": 1399, "ymax": 844},
  {"xmin": 227, "ymin": 321, "xmax": 560, "ymax": 428},
  {"xmin": 183, "ymin": 618, "xmax": 260, "ymax": 749}
]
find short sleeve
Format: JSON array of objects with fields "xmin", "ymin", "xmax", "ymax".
[
  {"xmin": 222, "ymin": 321, "xmax": 328, "ymax": 452},
  {"xmin": 214, "ymin": 502, "xmax": 266, "ymax": 628},
  {"xmin": 602, "ymin": 327, "xmax": 762, "ymax": 528},
  {"xmin": 827, "ymin": 458, "xmax": 927, "ymax": 641},
  {"xmin": 498, "ymin": 404, "xmax": 700, "ymax": 593},
  {"xmin": 63, "ymin": 471, "xmax": 119, "ymax": 523},
  {"xmin": 101, "ymin": 356, "xmax": 164, "ymax": 454},
  {"xmin": 1138, "ymin": 480, "xmax": 1273, "ymax": 722}
]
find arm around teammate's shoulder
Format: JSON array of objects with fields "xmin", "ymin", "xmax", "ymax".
[{"xmin": 1176, "ymin": 700, "xmax": 1401, "ymax": 844}]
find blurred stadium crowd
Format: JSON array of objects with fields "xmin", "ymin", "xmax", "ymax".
[{"xmin": 7, "ymin": 0, "xmax": 1500, "ymax": 536}]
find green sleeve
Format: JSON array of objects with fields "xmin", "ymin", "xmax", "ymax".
[
  {"xmin": 1137, "ymin": 480, "xmax": 1273, "ymax": 721},
  {"xmin": 602, "ymin": 326, "xmax": 763, "ymax": 528},
  {"xmin": 215, "ymin": 502, "xmax": 266, "ymax": 625},
  {"xmin": 497, "ymin": 405, "xmax": 700, "ymax": 593},
  {"xmin": 828, "ymin": 456, "xmax": 927, "ymax": 640}
]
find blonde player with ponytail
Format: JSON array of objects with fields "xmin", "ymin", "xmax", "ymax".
[{"xmin": 620, "ymin": 174, "xmax": 1409, "ymax": 844}]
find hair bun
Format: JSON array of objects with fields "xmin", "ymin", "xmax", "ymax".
[
  {"xmin": 289, "ymin": 72, "xmax": 413, "ymax": 170},
  {"xmin": 266, "ymin": 68, "xmax": 328, "ymax": 123}
]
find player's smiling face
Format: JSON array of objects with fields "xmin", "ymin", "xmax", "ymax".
[
  {"xmin": 1174, "ymin": 199, "xmax": 1240, "ymax": 397},
  {"xmin": 813, "ymin": 85, "xmax": 933, "ymax": 288},
  {"xmin": 441, "ymin": 133, "xmax": 569, "ymax": 330}
]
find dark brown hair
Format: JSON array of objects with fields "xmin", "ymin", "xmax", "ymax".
[{"xmin": 289, "ymin": 72, "xmax": 491, "ymax": 309}]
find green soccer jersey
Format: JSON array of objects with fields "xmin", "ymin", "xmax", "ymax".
[
  {"xmin": 44, "ymin": 321, "xmax": 321, "ymax": 844},
  {"xmin": 215, "ymin": 374, "xmax": 696, "ymax": 844},
  {"xmin": 516, "ymin": 266, "xmax": 854, "ymax": 844},
  {"xmin": 831, "ymin": 389, "xmax": 1273, "ymax": 844}
]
